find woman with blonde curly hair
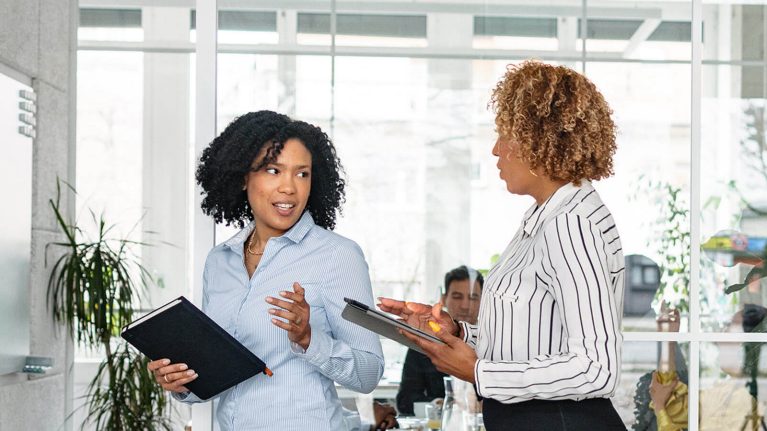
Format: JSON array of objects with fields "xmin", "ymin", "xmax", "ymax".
[{"xmin": 380, "ymin": 60, "xmax": 626, "ymax": 430}]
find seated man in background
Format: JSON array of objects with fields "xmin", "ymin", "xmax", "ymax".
[
  {"xmin": 343, "ymin": 402, "xmax": 398, "ymax": 431},
  {"xmin": 395, "ymin": 265, "xmax": 484, "ymax": 416}
]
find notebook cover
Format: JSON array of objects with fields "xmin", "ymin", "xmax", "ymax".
[{"xmin": 121, "ymin": 296, "xmax": 268, "ymax": 400}]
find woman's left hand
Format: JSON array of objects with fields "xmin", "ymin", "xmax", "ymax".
[
  {"xmin": 649, "ymin": 371, "xmax": 678, "ymax": 410},
  {"xmin": 267, "ymin": 282, "xmax": 311, "ymax": 350},
  {"xmin": 401, "ymin": 321, "xmax": 478, "ymax": 383}
]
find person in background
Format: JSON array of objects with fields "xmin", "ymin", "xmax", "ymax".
[
  {"xmin": 648, "ymin": 305, "xmax": 767, "ymax": 431},
  {"xmin": 635, "ymin": 308, "xmax": 688, "ymax": 431},
  {"xmin": 146, "ymin": 110, "xmax": 384, "ymax": 430},
  {"xmin": 380, "ymin": 60, "xmax": 626, "ymax": 430},
  {"xmin": 396, "ymin": 265, "xmax": 484, "ymax": 416},
  {"xmin": 344, "ymin": 402, "xmax": 399, "ymax": 430}
]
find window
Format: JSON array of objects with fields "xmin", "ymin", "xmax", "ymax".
[{"xmin": 75, "ymin": 1, "xmax": 767, "ymax": 429}]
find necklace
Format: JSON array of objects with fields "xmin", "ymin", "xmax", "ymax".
[{"xmin": 246, "ymin": 228, "xmax": 265, "ymax": 256}]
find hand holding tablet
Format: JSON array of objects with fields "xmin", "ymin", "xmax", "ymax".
[
  {"xmin": 377, "ymin": 297, "xmax": 460, "ymax": 338},
  {"xmin": 341, "ymin": 298, "xmax": 448, "ymax": 354},
  {"xmin": 343, "ymin": 297, "xmax": 479, "ymax": 383}
]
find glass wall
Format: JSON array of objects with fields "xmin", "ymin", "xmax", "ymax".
[
  {"xmin": 700, "ymin": 3, "xmax": 767, "ymax": 333},
  {"xmin": 75, "ymin": 0, "xmax": 767, "ymax": 429}
]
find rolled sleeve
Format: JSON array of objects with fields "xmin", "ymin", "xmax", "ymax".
[
  {"xmin": 171, "ymin": 390, "xmax": 203, "ymax": 404},
  {"xmin": 290, "ymin": 327, "xmax": 333, "ymax": 365}
]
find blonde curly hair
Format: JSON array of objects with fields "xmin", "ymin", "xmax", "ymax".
[{"xmin": 490, "ymin": 60, "xmax": 617, "ymax": 184}]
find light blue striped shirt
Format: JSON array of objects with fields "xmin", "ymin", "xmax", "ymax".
[{"xmin": 177, "ymin": 212, "xmax": 384, "ymax": 430}]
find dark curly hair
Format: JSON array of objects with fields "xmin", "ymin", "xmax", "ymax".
[
  {"xmin": 490, "ymin": 60, "xmax": 617, "ymax": 184},
  {"xmin": 196, "ymin": 110, "xmax": 346, "ymax": 230}
]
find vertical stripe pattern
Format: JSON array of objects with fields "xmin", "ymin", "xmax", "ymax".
[
  {"xmin": 175, "ymin": 212, "xmax": 384, "ymax": 430},
  {"xmin": 463, "ymin": 181, "xmax": 624, "ymax": 404}
]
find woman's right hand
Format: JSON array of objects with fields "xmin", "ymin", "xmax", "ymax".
[
  {"xmin": 147, "ymin": 358, "xmax": 198, "ymax": 393},
  {"xmin": 377, "ymin": 297, "xmax": 459, "ymax": 337}
]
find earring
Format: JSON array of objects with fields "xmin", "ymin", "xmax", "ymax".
[
  {"xmin": 242, "ymin": 185, "xmax": 247, "ymax": 191},
  {"xmin": 529, "ymin": 169, "xmax": 539, "ymax": 177}
]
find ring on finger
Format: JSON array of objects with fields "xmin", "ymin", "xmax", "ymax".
[
  {"xmin": 163, "ymin": 374, "xmax": 170, "ymax": 383},
  {"xmin": 295, "ymin": 316, "xmax": 302, "ymax": 325}
]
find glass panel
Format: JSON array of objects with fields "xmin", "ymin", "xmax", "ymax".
[
  {"xmin": 470, "ymin": 1, "xmax": 582, "ymax": 52},
  {"xmin": 473, "ymin": 16, "xmax": 560, "ymax": 51},
  {"xmin": 77, "ymin": 51, "xmax": 144, "ymax": 238},
  {"xmin": 586, "ymin": 3, "xmax": 691, "ymax": 61},
  {"xmin": 332, "ymin": 56, "xmax": 522, "ymax": 303},
  {"xmin": 701, "ymin": 64, "xmax": 767, "ymax": 332},
  {"xmin": 703, "ymin": 3, "xmax": 767, "ymax": 62},
  {"xmin": 214, "ymin": 53, "xmax": 332, "ymax": 244},
  {"xmin": 78, "ymin": 7, "xmax": 144, "ymax": 42},
  {"xmin": 700, "ymin": 342, "xmax": 767, "ymax": 429},
  {"xmin": 77, "ymin": 45, "xmax": 194, "ymax": 431},
  {"xmin": 586, "ymin": 62, "xmax": 692, "ymax": 331},
  {"xmin": 620, "ymin": 341, "xmax": 690, "ymax": 429},
  {"xmin": 301, "ymin": 12, "xmax": 427, "ymax": 48},
  {"xmin": 79, "ymin": 7, "xmax": 196, "ymax": 313},
  {"xmin": 208, "ymin": 9, "xmax": 278, "ymax": 44},
  {"xmin": 77, "ymin": 50, "xmax": 194, "ymax": 311}
]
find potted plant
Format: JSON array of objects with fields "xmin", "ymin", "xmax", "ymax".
[
  {"xmin": 637, "ymin": 179, "xmax": 691, "ymax": 314},
  {"xmin": 46, "ymin": 182, "xmax": 171, "ymax": 430}
]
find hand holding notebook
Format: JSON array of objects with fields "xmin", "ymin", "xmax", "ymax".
[
  {"xmin": 121, "ymin": 296, "xmax": 272, "ymax": 400},
  {"xmin": 147, "ymin": 357, "xmax": 199, "ymax": 394}
]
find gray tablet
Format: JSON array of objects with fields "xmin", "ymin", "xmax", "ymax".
[{"xmin": 342, "ymin": 298, "xmax": 446, "ymax": 355}]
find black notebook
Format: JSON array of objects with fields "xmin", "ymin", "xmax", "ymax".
[{"xmin": 121, "ymin": 296, "xmax": 270, "ymax": 400}]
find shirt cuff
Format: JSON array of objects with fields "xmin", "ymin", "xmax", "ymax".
[
  {"xmin": 290, "ymin": 328, "xmax": 333, "ymax": 367},
  {"xmin": 171, "ymin": 390, "xmax": 201, "ymax": 403},
  {"xmin": 473, "ymin": 359, "xmax": 485, "ymax": 397},
  {"xmin": 459, "ymin": 321, "xmax": 474, "ymax": 343}
]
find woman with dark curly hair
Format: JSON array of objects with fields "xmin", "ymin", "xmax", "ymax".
[
  {"xmin": 147, "ymin": 110, "xmax": 384, "ymax": 430},
  {"xmin": 380, "ymin": 61, "xmax": 627, "ymax": 430}
]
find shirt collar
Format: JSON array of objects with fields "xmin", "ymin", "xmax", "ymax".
[
  {"xmin": 522, "ymin": 180, "xmax": 592, "ymax": 237},
  {"xmin": 223, "ymin": 211, "xmax": 315, "ymax": 253}
]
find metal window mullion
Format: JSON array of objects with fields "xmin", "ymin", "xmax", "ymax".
[
  {"xmin": 688, "ymin": 0, "xmax": 703, "ymax": 428},
  {"xmin": 330, "ymin": 0, "xmax": 337, "ymax": 136},
  {"xmin": 581, "ymin": 0, "xmax": 587, "ymax": 74},
  {"xmin": 192, "ymin": 1, "xmax": 217, "ymax": 430},
  {"xmin": 623, "ymin": 331, "xmax": 767, "ymax": 343},
  {"xmin": 689, "ymin": 340, "xmax": 700, "ymax": 431}
]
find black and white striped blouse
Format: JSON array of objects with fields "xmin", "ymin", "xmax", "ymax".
[{"xmin": 460, "ymin": 180, "xmax": 625, "ymax": 403}]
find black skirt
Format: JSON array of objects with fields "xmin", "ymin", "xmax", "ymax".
[{"xmin": 482, "ymin": 397, "xmax": 627, "ymax": 431}]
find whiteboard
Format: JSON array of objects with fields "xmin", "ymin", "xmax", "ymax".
[{"xmin": 0, "ymin": 70, "xmax": 33, "ymax": 375}]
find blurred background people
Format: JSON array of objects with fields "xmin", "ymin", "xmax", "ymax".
[
  {"xmin": 396, "ymin": 265, "xmax": 484, "ymax": 416},
  {"xmin": 344, "ymin": 402, "xmax": 398, "ymax": 430}
]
